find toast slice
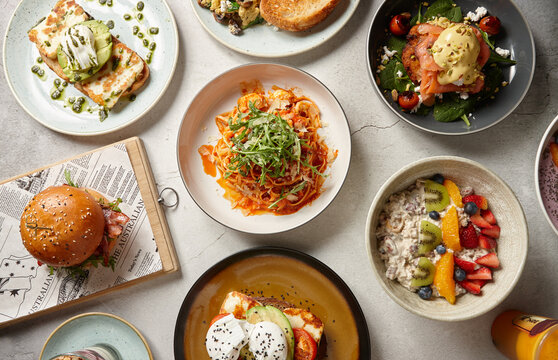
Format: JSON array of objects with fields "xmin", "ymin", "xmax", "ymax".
[
  {"xmin": 259, "ymin": 0, "xmax": 341, "ymax": 32},
  {"xmin": 28, "ymin": 0, "xmax": 149, "ymax": 109}
]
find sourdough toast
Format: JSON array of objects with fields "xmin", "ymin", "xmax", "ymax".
[{"xmin": 259, "ymin": 0, "xmax": 341, "ymax": 32}]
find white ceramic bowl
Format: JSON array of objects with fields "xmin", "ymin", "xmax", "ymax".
[
  {"xmin": 365, "ymin": 156, "xmax": 528, "ymax": 321},
  {"xmin": 535, "ymin": 114, "xmax": 558, "ymax": 236},
  {"xmin": 176, "ymin": 63, "xmax": 351, "ymax": 234}
]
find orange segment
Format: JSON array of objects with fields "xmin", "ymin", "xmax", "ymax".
[
  {"xmin": 434, "ymin": 252, "xmax": 456, "ymax": 304},
  {"xmin": 442, "ymin": 206, "xmax": 462, "ymax": 252},
  {"xmin": 443, "ymin": 179, "xmax": 463, "ymax": 207},
  {"xmin": 551, "ymin": 143, "xmax": 558, "ymax": 167}
]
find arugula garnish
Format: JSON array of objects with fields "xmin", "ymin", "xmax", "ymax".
[
  {"xmin": 226, "ymin": 102, "xmax": 304, "ymax": 186},
  {"xmin": 64, "ymin": 169, "xmax": 78, "ymax": 188},
  {"xmin": 268, "ymin": 181, "xmax": 307, "ymax": 209},
  {"xmin": 45, "ymin": 255, "xmax": 116, "ymax": 278}
]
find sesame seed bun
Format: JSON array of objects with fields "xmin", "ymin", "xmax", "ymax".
[{"xmin": 20, "ymin": 185, "xmax": 105, "ymax": 267}]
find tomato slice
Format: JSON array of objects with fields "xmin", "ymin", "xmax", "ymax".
[
  {"xmin": 293, "ymin": 328, "xmax": 318, "ymax": 360},
  {"xmin": 209, "ymin": 313, "xmax": 230, "ymax": 327}
]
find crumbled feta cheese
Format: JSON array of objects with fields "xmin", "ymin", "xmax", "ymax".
[
  {"xmin": 381, "ymin": 54, "xmax": 390, "ymax": 64},
  {"xmin": 383, "ymin": 46, "xmax": 398, "ymax": 58},
  {"xmin": 460, "ymin": 92, "xmax": 469, "ymax": 100},
  {"xmin": 396, "ymin": 70, "xmax": 403, "ymax": 78},
  {"xmin": 466, "ymin": 7, "xmax": 487, "ymax": 22},
  {"xmin": 220, "ymin": 0, "xmax": 227, "ymax": 13},
  {"xmin": 495, "ymin": 47, "xmax": 510, "ymax": 58},
  {"xmin": 410, "ymin": 95, "xmax": 423, "ymax": 113},
  {"xmin": 414, "ymin": 86, "xmax": 421, "ymax": 92},
  {"xmin": 452, "ymin": 79, "xmax": 465, "ymax": 86}
]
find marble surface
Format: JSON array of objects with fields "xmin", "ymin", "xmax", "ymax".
[{"xmin": 1, "ymin": 0, "xmax": 558, "ymax": 358}]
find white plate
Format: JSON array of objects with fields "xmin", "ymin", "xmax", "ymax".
[
  {"xmin": 3, "ymin": 0, "xmax": 178, "ymax": 136},
  {"xmin": 190, "ymin": 0, "xmax": 360, "ymax": 57},
  {"xmin": 177, "ymin": 63, "xmax": 351, "ymax": 234}
]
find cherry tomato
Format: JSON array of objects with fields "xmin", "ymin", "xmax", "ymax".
[
  {"xmin": 479, "ymin": 16, "xmax": 501, "ymax": 35},
  {"xmin": 293, "ymin": 328, "xmax": 318, "ymax": 360},
  {"xmin": 398, "ymin": 91, "xmax": 420, "ymax": 111},
  {"xmin": 209, "ymin": 313, "xmax": 229, "ymax": 327},
  {"xmin": 389, "ymin": 12, "xmax": 411, "ymax": 36}
]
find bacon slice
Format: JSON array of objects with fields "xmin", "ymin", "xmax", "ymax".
[{"xmin": 103, "ymin": 208, "xmax": 130, "ymax": 239}]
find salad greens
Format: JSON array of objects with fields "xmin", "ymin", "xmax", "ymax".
[
  {"xmin": 226, "ymin": 102, "xmax": 323, "ymax": 186},
  {"xmin": 378, "ymin": 0, "xmax": 517, "ymax": 125}
]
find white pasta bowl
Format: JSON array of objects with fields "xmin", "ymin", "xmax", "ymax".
[{"xmin": 365, "ymin": 156, "xmax": 528, "ymax": 321}]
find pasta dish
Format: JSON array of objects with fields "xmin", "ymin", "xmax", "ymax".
[{"xmin": 198, "ymin": 86, "xmax": 334, "ymax": 215}]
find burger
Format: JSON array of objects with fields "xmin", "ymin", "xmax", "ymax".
[{"xmin": 20, "ymin": 181, "xmax": 130, "ymax": 274}]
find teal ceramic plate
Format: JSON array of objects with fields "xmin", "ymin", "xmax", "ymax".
[
  {"xmin": 3, "ymin": 0, "xmax": 178, "ymax": 136},
  {"xmin": 190, "ymin": 0, "xmax": 360, "ymax": 57},
  {"xmin": 40, "ymin": 312, "xmax": 153, "ymax": 360}
]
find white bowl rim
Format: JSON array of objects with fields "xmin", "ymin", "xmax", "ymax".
[
  {"xmin": 534, "ymin": 113, "xmax": 558, "ymax": 237},
  {"xmin": 364, "ymin": 155, "xmax": 529, "ymax": 321}
]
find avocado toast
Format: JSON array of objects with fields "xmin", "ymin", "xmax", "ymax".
[{"xmin": 28, "ymin": 0, "xmax": 149, "ymax": 110}]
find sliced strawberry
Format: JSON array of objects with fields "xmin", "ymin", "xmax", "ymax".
[
  {"xmin": 470, "ymin": 213, "xmax": 492, "ymax": 229},
  {"xmin": 459, "ymin": 223, "xmax": 479, "ymax": 248},
  {"xmin": 469, "ymin": 279, "xmax": 487, "ymax": 288},
  {"xmin": 479, "ymin": 235, "xmax": 498, "ymax": 250},
  {"xmin": 463, "ymin": 195, "xmax": 488, "ymax": 210},
  {"xmin": 453, "ymin": 256, "xmax": 476, "ymax": 273},
  {"xmin": 458, "ymin": 280, "xmax": 482, "ymax": 295},
  {"xmin": 481, "ymin": 225, "xmax": 501, "ymax": 239},
  {"xmin": 476, "ymin": 253, "xmax": 500, "ymax": 268},
  {"xmin": 481, "ymin": 209, "xmax": 497, "ymax": 225},
  {"xmin": 466, "ymin": 267, "xmax": 492, "ymax": 280}
]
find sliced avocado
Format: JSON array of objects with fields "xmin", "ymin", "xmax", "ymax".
[
  {"xmin": 239, "ymin": 345, "xmax": 256, "ymax": 360},
  {"xmin": 57, "ymin": 20, "xmax": 113, "ymax": 82},
  {"xmin": 246, "ymin": 306, "xmax": 295, "ymax": 360}
]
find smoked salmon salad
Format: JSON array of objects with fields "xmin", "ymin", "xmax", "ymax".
[{"xmin": 375, "ymin": 0, "xmax": 516, "ymax": 125}]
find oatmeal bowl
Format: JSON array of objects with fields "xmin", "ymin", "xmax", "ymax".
[{"xmin": 365, "ymin": 156, "xmax": 528, "ymax": 321}]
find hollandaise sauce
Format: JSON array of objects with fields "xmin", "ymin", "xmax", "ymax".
[{"xmin": 431, "ymin": 23, "xmax": 481, "ymax": 85}]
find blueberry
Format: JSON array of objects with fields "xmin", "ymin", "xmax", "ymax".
[
  {"xmin": 428, "ymin": 211, "xmax": 440, "ymax": 220},
  {"xmin": 436, "ymin": 244, "xmax": 446, "ymax": 254},
  {"xmin": 464, "ymin": 201, "xmax": 478, "ymax": 215},
  {"xmin": 454, "ymin": 267, "xmax": 466, "ymax": 282},
  {"xmin": 418, "ymin": 286, "xmax": 432, "ymax": 300},
  {"xmin": 431, "ymin": 173, "xmax": 445, "ymax": 184}
]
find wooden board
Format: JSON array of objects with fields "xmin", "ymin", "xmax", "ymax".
[{"xmin": 0, "ymin": 137, "xmax": 179, "ymax": 328}]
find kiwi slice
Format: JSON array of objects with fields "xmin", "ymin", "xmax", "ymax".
[
  {"xmin": 418, "ymin": 220, "xmax": 442, "ymax": 255},
  {"xmin": 411, "ymin": 257, "xmax": 435, "ymax": 287},
  {"xmin": 424, "ymin": 180, "xmax": 450, "ymax": 212}
]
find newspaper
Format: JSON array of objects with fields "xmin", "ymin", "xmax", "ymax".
[{"xmin": 0, "ymin": 144, "xmax": 161, "ymax": 324}]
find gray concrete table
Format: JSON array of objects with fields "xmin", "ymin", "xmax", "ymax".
[{"xmin": 1, "ymin": 0, "xmax": 557, "ymax": 358}]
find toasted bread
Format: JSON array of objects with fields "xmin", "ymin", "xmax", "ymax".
[
  {"xmin": 259, "ymin": 0, "xmax": 341, "ymax": 32},
  {"xmin": 28, "ymin": 0, "xmax": 149, "ymax": 109}
]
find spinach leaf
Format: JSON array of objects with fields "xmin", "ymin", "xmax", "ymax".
[
  {"xmin": 423, "ymin": 0, "xmax": 454, "ymax": 21},
  {"xmin": 379, "ymin": 59, "xmax": 398, "ymax": 90},
  {"xmin": 379, "ymin": 59, "xmax": 414, "ymax": 92},
  {"xmin": 479, "ymin": 65, "xmax": 503, "ymax": 101},
  {"xmin": 415, "ymin": 104, "xmax": 433, "ymax": 116},
  {"xmin": 387, "ymin": 36, "xmax": 407, "ymax": 58},
  {"xmin": 433, "ymin": 94, "xmax": 476, "ymax": 122},
  {"xmin": 410, "ymin": 3, "xmax": 423, "ymax": 25},
  {"xmin": 394, "ymin": 62, "xmax": 414, "ymax": 92},
  {"xmin": 478, "ymin": 28, "xmax": 495, "ymax": 50},
  {"xmin": 486, "ymin": 51, "xmax": 517, "ymax": 66},
  {"xmin": 445, "ymin": 6, "xmax": 462, "ymax": 22}
]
